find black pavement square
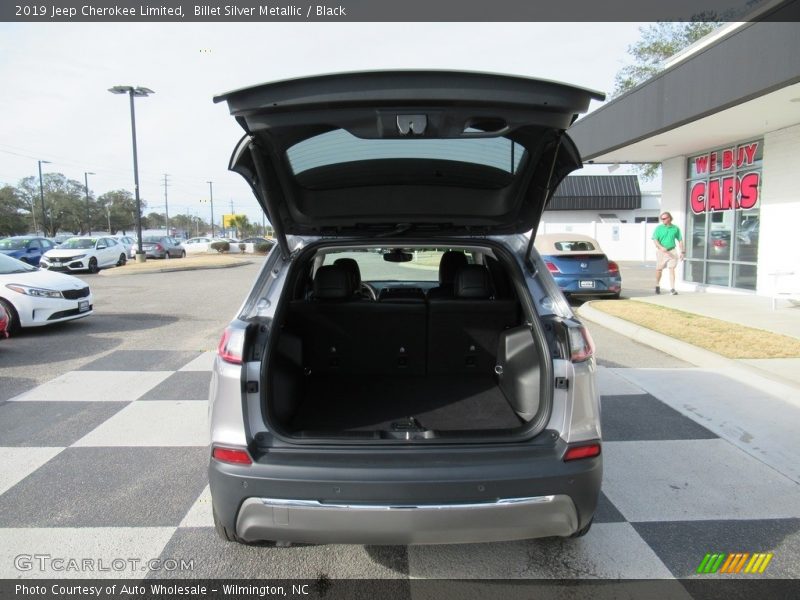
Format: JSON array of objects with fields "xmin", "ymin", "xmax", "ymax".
[
  {"xmin": 78, "ymin": 350, "xmax": 202, "ymax": 372},
  {"xmin": 150, "ymin": 527, "xmax": 410, "ymax": 581},
  {"xmin": 138, "ymin": 371, "xmax": 212, "ymax": 401},
  {"xmin": 0, "ymin": 447, "xmax": 209, "ymax": 527},
  {"xmin": 0, "ymin": 401, "xmax": 126, "ymax": 446},
  {"xmin": 593, "ymin": 491, "xmax": 626, "ymax": 523},
  {"xmin": 601, "ymin": 394, "xmax": 718, "ymax": 441},
  {"xmin": 633, "ymin": 519, "xmax": 800, "ymax": 578}
]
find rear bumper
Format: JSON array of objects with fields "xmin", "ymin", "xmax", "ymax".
[
  {"xmin": 209, "ymin": 440, "xmax": 601, "ymax": 545},
  {"xmin": 237, "ymin": 495, "xmax": 577, "ymax": 544}
]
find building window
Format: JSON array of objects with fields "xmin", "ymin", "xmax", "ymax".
[{"xmin": 685, "ymin": 139, "xmax": 762, "ymax": 290}]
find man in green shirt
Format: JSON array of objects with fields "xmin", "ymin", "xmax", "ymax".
[{"xmin": 652, "ymin": 211, "xmax": 685, "ymax": 295}]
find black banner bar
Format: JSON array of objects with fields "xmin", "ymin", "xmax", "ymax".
[{"xmin": 3, "ymin": 0, "xmax": 800, "ymax": 22}]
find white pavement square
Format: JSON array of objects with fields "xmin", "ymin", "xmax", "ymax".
[
  {"xmin": 179, "ymin": 485, "xmax": 214, "ymax": 528},
  {"xmin": 612, "ymin": 368, "xmax": 800, "ymax": 484},
  {"xmin": 596, "ymin": 367, "xmax": 648, "ymax": 396},
  {"xmin": 0, "ymin": 447, "xmax": 64, "ymax": 496},
  {"xmin": 10, "ymin": 371, "xmax": 173, "ymax": 402},
  {"xmin": 178, "ymin": 352, "xmax": 216, "ymax": 372},
  {"xmin": 407, "ymin": 523, "xmax": 675, "ymax": 579},
  {"xmin": 603, "ymin": 439, "xmax": 800, "ymax": 522},
  {"xmin": 72, "ymin": 401, "xmax": 209, "ymax": 447},
  {"xmin": 0, "ymin": 527, "xmax": 176, "ymax": 579}
]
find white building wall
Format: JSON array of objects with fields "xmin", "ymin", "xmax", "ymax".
[{"xmin": 757, "ymin": 123, "xmax": 800, "ymax": 295}]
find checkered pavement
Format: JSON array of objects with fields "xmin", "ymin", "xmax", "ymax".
[{"xmin": 1, "ymin": 351, "xmax": 799, "ymax": 580}]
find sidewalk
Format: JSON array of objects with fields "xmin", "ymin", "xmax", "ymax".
[{"xmin": 578, "ymin": 291, "xmax": 800, "ymax": 393}]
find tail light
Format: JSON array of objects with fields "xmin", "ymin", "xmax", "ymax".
[
  {"xmin": 156, "ymin": 244, "xmax": 164, "ymax": 251},
  {"xmin": 212, "ymin": 446, "xmax": 252, "ymax": 465},
  {"xmin": 564, "ymin": 443, "xmax": 601, "ymax": 461},
  {"xmin": 607, "ymin": 260, "xmax": 619, "ymax": 274},
  {"xmin": 544, "ymin": 261, "xmax": 561, "ymax": 274},
  {"xmin": 217, "ymin": 326, "xmax": 245, "ymax": 364},
  {"xmin": 567, "ymin": 324, "xmax": 595, "ymax": 362}
]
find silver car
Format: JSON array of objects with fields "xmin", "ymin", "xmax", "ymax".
[{"xmin": 209, "ymin": 71, "xmax": 603, "ymax": 546}]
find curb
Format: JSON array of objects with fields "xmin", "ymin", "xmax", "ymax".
[
  {"xmin": 577, "ymin": 301, "xmax": 800, "ymax": 398},
  {"xmin": 99, "ymin": 260, "xmax": 254, "ymax": 277}
]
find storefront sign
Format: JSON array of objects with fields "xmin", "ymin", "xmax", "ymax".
[{"xmin": 689, "ymin": 142, "xmax": 761, "ymax": 214}]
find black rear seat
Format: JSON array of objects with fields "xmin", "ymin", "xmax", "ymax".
[
  {"xmin": 288, "ymin": 265, "xmax": 426, "ymax": 375},
  {"xmin": 427, "ymin": 265, "xmax": 519, "ymax": 374}
]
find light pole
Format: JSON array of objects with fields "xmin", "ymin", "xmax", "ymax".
[
  {"xmin": 37, "ymin": 160, "xmax": 51, "ymax": 236},
  {"xmin": 207, "ymin": 181, "xmax": 215, "ymax": 237},
  {"xmin": 109, "ymin": 85, "xmax": 154, "ymax": 262},
  {"xmin": 84, "ymin": 171, "xmax": 95, "ymax": 234}
]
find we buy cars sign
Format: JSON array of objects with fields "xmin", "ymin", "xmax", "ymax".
[{"xmin": 689, "ymin": 141, "xmax": 761, "ymax": 214}]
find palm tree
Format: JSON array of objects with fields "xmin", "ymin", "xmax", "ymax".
[{"xmin": 231, "ymin": 214, "xmax": 250, "ymax": 239}]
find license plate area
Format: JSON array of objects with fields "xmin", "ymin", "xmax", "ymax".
[
  {"xmin": 579, "ymin": 280, "xmax": 595, "ymax": 289},
  {"xmin": 78, "ymin": 300, "xmax": 90, "ymax": 312}
]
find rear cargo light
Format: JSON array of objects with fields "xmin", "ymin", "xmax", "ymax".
[
  {"xmin": 212, "ymin": 446, "xmax": 252, "ymax": 465},
  {"xmin": 567, "ymin": 324, "xmax": 595, "ymax": 362},
  {"xmin": 564, "ymin": 443, "xmax": 601, "ymax": 461},
  {"xmin": 217, "ymin": 326, "xmax": 245, "ymax": 364},
  {"xmin": 544, "ymin": 261, "xmax": 560, "ymax": 273},
  {"xmin": 607, "ymin": 260, "xmax": 619, "ymax": 274}
]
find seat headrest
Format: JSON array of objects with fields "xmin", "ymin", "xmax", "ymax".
[
  {"xmin": 334, "ymin": 257, "xmax": 361, "ymax": 288},
  {"xmin": 313, "ymin": 265, "xmax": 353, "ymax": 300},
  {"xmin": 438, "ymin": 251, "xmax": 468, "ymax": 285},
  {"xmin": 454, "ymin": 265, "xmax": 492, "ymax": 299}
]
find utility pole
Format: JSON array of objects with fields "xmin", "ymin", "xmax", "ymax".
[
  {"xmin": 163, "ymin": 174, "xmax": 170, "ymax": 233},
  {"xmin": 84, "ymin": 171, "xmax": 95, "ymax": 234},
  {"xmin": 207, "ymin": 181, "xmax": 215, "ymax": 237}
]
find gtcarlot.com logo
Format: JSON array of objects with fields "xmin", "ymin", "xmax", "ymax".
[
  {"xmin": 697, "ymin": 552, "xmax": 773, "ymax": 574},
  {"xmin": 15, "ymin": 554, "xmax": 195, "ymax": 573}
]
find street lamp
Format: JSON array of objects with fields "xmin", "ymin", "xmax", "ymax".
[
  {"xmin": 84, "ymin": 171, "xmax": 95, "ymax": 235},
  {"xmin": 37, "ymin": 160, "xmax": 51, "ymax": 236},
  {"xmin": 108, "ymin": 85, "xmax": 154, "ymax": 261}
]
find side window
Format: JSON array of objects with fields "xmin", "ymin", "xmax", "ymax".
[
  {"xmin": 41, "ymin": 239, "xmax": 53, "ymax": 249},
  {"xmin": 29, "ymin": 240, "xmax": 41, "ymax": 250},
  {"xmin": 106, "ymin": 238, "xmax": 117, "ymax": 247}
]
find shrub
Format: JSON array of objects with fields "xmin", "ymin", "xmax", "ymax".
[
  {"xmin": 210, "ymin": 241, "xmax": 230, "ymax": 253},
  {"xmin": 255, "ymin": 242, "xmax": 272, "ymax": 254}
]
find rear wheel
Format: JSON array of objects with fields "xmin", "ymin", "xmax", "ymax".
[
  {"xmin": 88, "ymin": 258, "xmax": 99, "ymax": 274},
  {"xmin": 0, "ymin": 299, "xmax": 20, "ymax": 336},
  {"xmin": 117, "ymin": 253, "xmax": 127, "ymax": 267}
]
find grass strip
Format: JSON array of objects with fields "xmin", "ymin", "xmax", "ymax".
[{"xmin": 590, "ymin": 300, "xmax": 800, "ymax": 359}]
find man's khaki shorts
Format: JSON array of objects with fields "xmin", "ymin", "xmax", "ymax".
[{"xmin": 657, "ymin": 248, "xmax": 679, "ymax": 269}]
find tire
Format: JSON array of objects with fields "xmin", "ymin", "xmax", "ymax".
[
  {"xmin": 569, "ymin": 518, "xmax": 593, "ymax": 538},
  {"xmin": 212, "ymin": 508, "xmax": 277, "ymax": 546},
  {"xmin": 0, "ymin": 298, "xmax": 21, "ymax": 336},
  {"xmin": 88, "ymin": 258, "xmax": 99, "ymax": 274},
  {"xmin": 117, "ymin": 253, "xmax": 127, "ymax": 267}
]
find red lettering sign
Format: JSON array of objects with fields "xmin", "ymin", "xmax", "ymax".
[
  {"xmin": 690, "ymin": 173, "xmax": 760, "ymax": 214},
  {"xmin": 693, "ymin": 141, "xmax": 759, "ymax": 175},
  {"xmin": 695, "ymin": 155, "xmax": 709, "ymax": 174}
]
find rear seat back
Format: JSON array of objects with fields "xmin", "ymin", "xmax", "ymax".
[
  {"xmin": 427, "ymin": 265, "xmax": 519, "ymax": 374},
  {"xmin": 288, "ymin": 265, "xmax": 426, "ymax": 375}
]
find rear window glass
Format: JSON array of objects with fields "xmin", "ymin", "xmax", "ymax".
[
  {"xmin": 287, "ymin": 129, "xmax": 525, "ymax": 175},
  {"xmin": 321, "ymin": 249, "xmax": 472, "ymax": 282},
  {"xmin": 554, "ymin": 241, "xmax": 596, "ymax": 251}
]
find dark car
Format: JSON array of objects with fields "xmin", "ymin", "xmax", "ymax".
[
  {"xmin": 0, "ymin": 236, "xmax": 56, "ymax": 266},
  {"xmin": 209, "ymin": 71, "xmax": 604, "ymax": 546},
  {"xmin": 240, "ymin": 237, "xmax": 274, "ymax": 245},
  {"xmin": 141, "ymin": 236, "xmax": 186, "ymax": 259},
  {"xmin": 535, "ymin": 233, "xmax": 622, "ymax": 299}
]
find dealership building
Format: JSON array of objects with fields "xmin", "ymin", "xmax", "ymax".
[{"xmin": 569, "ymin": 4, "xmax": 800, "ymax": 296}]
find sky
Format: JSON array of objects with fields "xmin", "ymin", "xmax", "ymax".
[{"xmin": 0, "ymin": 22, "xmax": 651, "ymax": 226}]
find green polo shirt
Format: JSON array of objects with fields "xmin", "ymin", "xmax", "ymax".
[{"xmin": 652, "ymin": 224, "xmax": 682, "ymax": 250}]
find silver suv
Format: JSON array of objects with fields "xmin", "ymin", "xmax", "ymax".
[{"xmin": 209, "ymin": 71, "xmax": 603, "ymax": 545}]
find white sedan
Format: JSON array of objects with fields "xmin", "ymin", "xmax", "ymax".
[
  {"xmin": 40, "ymin": 236, "xmax": 128, "ymax": 273},
  {"xmin": 0, "ymin": 253, "xmax": 93, "ymax": 334}
]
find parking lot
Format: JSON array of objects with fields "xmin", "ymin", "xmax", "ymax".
[{"xmin": 1, "ymin": 260, "xmax": 799, "ymax": 583}]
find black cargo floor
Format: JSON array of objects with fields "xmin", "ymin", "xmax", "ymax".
[{"xmin": 289, "ymin": 375, "xmax": 522, "ymax": 432}]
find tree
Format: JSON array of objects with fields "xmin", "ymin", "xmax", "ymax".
[
  {"xmin": 97, "ymin": 189, "xmax": 143, "ymax": 235},
  {"xmin": 231, "ymin": 214, "xmax": 251, "ymax": 239},
  {"xmin": 612, "ymin": 19, "xmax": 723, "ymax": 180},
  {"xmin": 0, "ymin": 185, "xmax": 30, "ymax": 236},
  {"xmin": 17, "ymin": 173, "xmax": 87, "ymax": 236}
]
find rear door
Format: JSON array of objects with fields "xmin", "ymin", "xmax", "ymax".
[{"xmin": 214, "ymin": 71, "xmax": 604, "ymax": 256}]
